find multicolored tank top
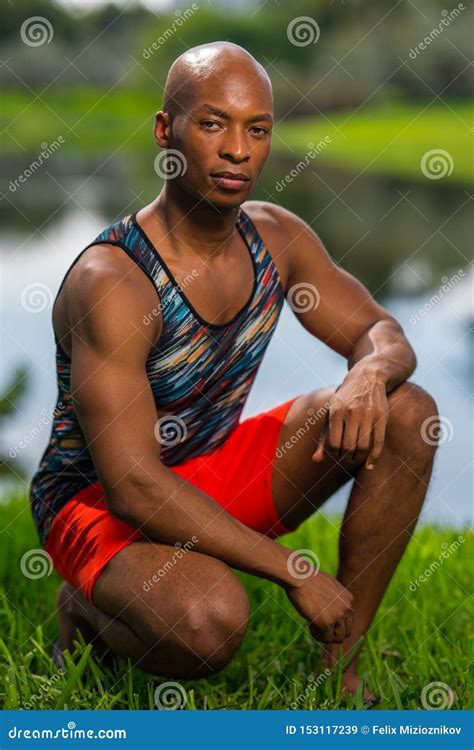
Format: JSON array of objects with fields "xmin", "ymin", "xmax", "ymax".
[{"xmin": 29, "ymin": 207, "xmax": 286, "ymax": 545}]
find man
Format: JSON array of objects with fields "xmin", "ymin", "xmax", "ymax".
[{"xmin": 30, "ymin": 41, "xmax": 440, "ymax": 705}]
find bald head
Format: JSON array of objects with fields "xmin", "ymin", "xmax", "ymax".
[{"xmin": 163, "ymin": 42, "xmax": 272, "ymax": 119}]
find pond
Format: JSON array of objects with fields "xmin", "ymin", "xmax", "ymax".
[{"xmin": 1, "ymin": 160, "xmax": 472, "ymax": 528}]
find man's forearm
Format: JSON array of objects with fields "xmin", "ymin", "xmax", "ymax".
[
  {"xmin": 109, "ymin": 466, "xmax": 300, "ymax": 589},
  {"xmin": 346, "ymin": 318, "xmax": 416, "ymax": 394}
]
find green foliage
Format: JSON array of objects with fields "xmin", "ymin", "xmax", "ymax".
[
  {"xmin": 276, "ymin": 101, "xmax": 474, "ymax": 185},
  {"xmin": 0, "ymin": 366, "xmax": 30, "ymax": 480}
]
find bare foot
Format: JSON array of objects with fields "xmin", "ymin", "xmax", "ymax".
[
  {"xmin": 340, "ymin": 666, "xmax": 379, "ymax": 706},
  {"xmin": 52, "ymin": 582, "xmax": 112, "ymax": 668},
  {"xmin": 316, "ymin": 653, "xmax": 380, "ymax": 707}
]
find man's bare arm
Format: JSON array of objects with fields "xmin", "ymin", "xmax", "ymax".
[
  {"xmin": 266, "ymin": 204, "xmax": 417, "ymax": 468},
  {"xmin": 66, "ymin": 252, "xmax": 353, "ymax": 643}
]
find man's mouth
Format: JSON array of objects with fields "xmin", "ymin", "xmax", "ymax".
[{"xmin": 210, "ymin": 172, "xmax": 250, "ymax": 190}]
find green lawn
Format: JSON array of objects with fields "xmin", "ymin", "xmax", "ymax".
[
  {"xmin": 0, "ymin": 494, "xmax": 472, "ymax": 710},
  {"xmin": 2, "ymin": 89, "xmax": 473, "ymax": 184}
]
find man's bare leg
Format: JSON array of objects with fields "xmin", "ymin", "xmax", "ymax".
[
  {"xmin": 54, "ymin": 540, "xmax": 249, "ymax": 678},
  {"xmin": 272, "ymin": 381, "xmax": 439, "ymax": 701}
]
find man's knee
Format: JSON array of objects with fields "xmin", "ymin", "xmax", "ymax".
[
  {"xmin": 143, "ymin": 570, "xmax": 250, "ymax": 677},
  {"xmin": 184, "ymin": 576, "xmax": 250, "ymax": 675},
  {"xmin": 386, "ymin": 381, "xmax": 441, "ymax": 460}
]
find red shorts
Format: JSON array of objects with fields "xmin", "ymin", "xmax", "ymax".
[{"xmin": 44, "ymin": 395, "xmax": 300, "ymax": 603}]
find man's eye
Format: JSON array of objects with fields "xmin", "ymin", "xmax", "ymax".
[
  {"xmin": 200, "ymin": 120, "xmax": 220, "ymax": 130},
  {"xmin": 251, "ymin": 127, "xmax": 269, "ymax": 136}
]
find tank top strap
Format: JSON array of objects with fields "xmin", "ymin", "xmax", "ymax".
[
  {"xmin": 96, "ymin": 210, "xmax": 173, "ymax": 304},
  {"xmin": 236, "ymin": 207, "xmax": 285, "ymax": 295}
]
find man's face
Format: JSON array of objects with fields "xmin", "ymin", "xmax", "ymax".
[{"xmin": 158, "ymin": 72, "xmax": 273, "ymax": 210}]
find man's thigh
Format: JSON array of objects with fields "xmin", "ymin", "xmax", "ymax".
[{"xmin": 271, "ymin": 386, "xmax": 365, "ymax": 531}]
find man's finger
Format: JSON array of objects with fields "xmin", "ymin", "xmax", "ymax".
[
  {"xmin": 328, "ymin": 413, "xmax": 344, "ymax": 459},
  {"xmin": 312, "ymin": 414, "xmax": 329, "ymax": 462},
  {"xmin": 344, "ymin": 609, "xmax": 354, "ymax": 639},
  {"xmin": 365, "ymin": 416, "xmax": 387, "ymax": 470}
]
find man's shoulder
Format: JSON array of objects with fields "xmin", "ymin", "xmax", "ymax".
[
  {"xmin": 241, "ymin": 201, "xmax": 314, "ymax": 283},
  {"xmin": 241, "ymin": 200, "xmax": 312, "ymax": 251},
  {"xmin": 242, "ymin": 200, "xmax": 302, "ymax": 235},
  {"xmin": 56, "ymin": 242, "xmax": 161, "ymax": 348}
]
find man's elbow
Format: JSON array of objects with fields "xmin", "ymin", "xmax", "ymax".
[{"xmin": 103, "ymin": 469, "xmax": 165, "ymax": 525}]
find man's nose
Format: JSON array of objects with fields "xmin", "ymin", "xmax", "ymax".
[{"xmin": 219, "ymin": 128, "xmax": 250, "ymax": 163}]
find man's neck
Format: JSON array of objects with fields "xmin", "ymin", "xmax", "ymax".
[{"xmin": 151, "ymin": 183, "xmax": 242, "ymax": 260}]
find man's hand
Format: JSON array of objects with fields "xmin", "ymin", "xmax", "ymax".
[
  {"xmin": 285, "ymin": 570, "xmax": 354, "ymax": 643},
  {"xmin": 312, "ymin": 373, "xmax": 389, "ymax": 471}
]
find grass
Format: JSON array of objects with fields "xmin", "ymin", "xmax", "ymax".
[
  {"xmin": 0, "ymin": 494, "xmax": 472, "ymax": 710},
  {"xmin": 2, "ymin": 88, "xmax": 473, "ymax": 184}
]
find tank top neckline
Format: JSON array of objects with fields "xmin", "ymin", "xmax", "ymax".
[{"xmin": 129, "ymin": 207, "xmax": 259, "ymax": 331}]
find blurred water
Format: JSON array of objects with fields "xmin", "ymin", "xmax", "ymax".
[{"xmin": 1, "ymin": 207, "xmax": 472, "ymax": 528}]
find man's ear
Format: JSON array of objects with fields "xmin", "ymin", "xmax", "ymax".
[{"xmin": 153, "ymin": 111, "xmax": 171, "ymax": 148}]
